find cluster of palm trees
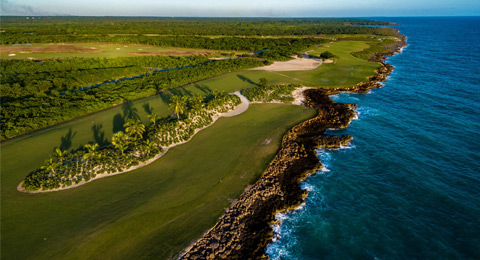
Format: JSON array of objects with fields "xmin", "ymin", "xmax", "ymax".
[{"xmin": 22, "ymin": 92, "xmax": 242, "ymax": 191}]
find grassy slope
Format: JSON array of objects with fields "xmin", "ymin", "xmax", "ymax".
[{"xmin": 1, "ymin": 104, "xmax": 316, "ymax": 260}]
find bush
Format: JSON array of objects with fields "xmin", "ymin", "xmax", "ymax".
[{"xmin": 320, "ymin": 51, "xmax": 336, "ymax": 59}]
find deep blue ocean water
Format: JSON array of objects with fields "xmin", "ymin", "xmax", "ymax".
[{"xmin": 267, "ymin": 17, "xmax": 480, "ymax": 260}]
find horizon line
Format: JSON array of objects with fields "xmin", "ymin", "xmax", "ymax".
[{"xmin": 1, "ymin": 15, "xmax": 479, "ymax": 18}]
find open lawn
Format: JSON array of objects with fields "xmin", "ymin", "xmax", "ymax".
[
  {"xmin": 0, "ymin": 43, "xmax": 241, "ymax": 59},
  {"xmin": 1, "ymin": 103, "xmax": 315, "ymax": 260}
]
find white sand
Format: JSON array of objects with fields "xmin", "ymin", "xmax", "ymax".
[
  {"xmin": 291, "ymin": 86, "xmax": 314, "ymax": 106},
  {"xmin": 18, "ymin": 92, "xmax": 250, "ymax": 193},
  {"xmin": 251, "ymin": 57, "xmax": 321, "ymax": 71},
  {"xmin": 223, "ymin": 91, "xmax": 249, "ymax": 117}
]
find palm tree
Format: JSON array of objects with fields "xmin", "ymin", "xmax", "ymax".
[
  {"xmin": 147, "ymin": 113, "xmax": 160, "ymax": 126},
  {"xmin": 211, "ymin": 90, "xmax": 220, "ymax": 99},
  {"xmin": 41, "ymin": 158, "xmax": 60, "ymax": 175},
  {"xmin": 189, "ymin": 95, "xmax": 204, "ymax": 111},
  {"xmin": 83, "ymin": 143, "xmax": 99, "ymax": 160},
  {"xmin": 112, "ymin": 131, "xmax": 129, "ymax": 154},
  {"xmin": 142, "ymin": 139, "xmax": 156, "ymax": 157},
  {"xmin": 169, "ymin": 95, "xmax": 188, "ymax": 119},
  {"xmin": 124, "ymin": 119, "xmax": 146, "ymax": 140},
  {"xmin": 54, "ymin": 148, "xmax": 67, "ymax": 163}
]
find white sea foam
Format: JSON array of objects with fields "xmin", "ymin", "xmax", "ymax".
[
  {"xmin": 301, "ymin": 182, "xmax": 315, "ymax": 192},
  {"xmin": 267, "ymin": 138, "xmax": 357, "ymax": 258},
  {"xmin": 353, "ymin": 110, "xmax": 360, "ymax": 120},
  {"xmin": 316, "ymin": 149, "xmax": 332, "ymax": 164},
  {"xmin": 267, "ymin": 219, "xmax": 297, "ymax": 259},
  {"xmin": 398, "ymin": 42, "xmax": 408, "ymax": 53},
  {"xmin": 274, "ymin": 212, "xmax": 288, "ymax": 222},
  {"xmin": 356, "ymin": 106, "xmax": 378, "ymax": 117},
  {"xmin": 329, "ymin": 94, "xmax": 340, "ymax": 101},
  {"xmin": 340, "ymin": 144, "xmax": 356, "ymax": 149}
]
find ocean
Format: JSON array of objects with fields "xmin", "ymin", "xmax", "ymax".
[{"xmin": 266, "ymin": 17, "xmax": 480, "ymax": 259}]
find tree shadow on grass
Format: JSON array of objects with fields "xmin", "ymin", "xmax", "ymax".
[
  {"xmin": 178, "ymin": 86, "xmax": 193, "ymax": 96},
  {"xmin": 193, "ymin": 84, "xmax": 213, "ymax": 95},
  {"xmin": 59, "ymin": 128, "xmax": 76, "ymax": 151},
  {"xmin": 113, "ymin": 113, "xmax": 125, "ymax": 133},
  {"xmin": 122, "ymin": 101, "xmax": 140, "ymax": 121},
  {"xmin": 142, "ymin": 103, "xmax": 154, "ymax": 115},
  {"xmin": 92, "ymin": 123, "xmax": 108, "ymax": 146},
  {"xmin": 237, "ymin": 75, "xmax": 259, "ymax": 87},
  {"xmin": 169, "ymin": 88, "xmax": 186, "ymax": 97},
  {"xmin": 157, "ymin": 91, "xmax": 171, "ymax": 105}
]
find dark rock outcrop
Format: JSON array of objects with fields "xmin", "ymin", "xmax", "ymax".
[
  {"xmin": 180, "ymin": 89, "xmax": 356, "ymax": 260},
  {"xmin": 179, "ymin": 31, "xmax": 407, "ymax": 260}
]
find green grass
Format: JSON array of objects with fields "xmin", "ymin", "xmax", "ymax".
[
  {"xmin": 183, "ymin": 41, "xmax": 380, "ymax": 89},
  {"xmin": 1, "ymin": 103, "xmax": 316, "ymax": 260},
  {"xmin": 0, "ymin": 43, "xmax": 242, "ymax": 59},
  {"xmin": 281, "ymin": 41, "xmax": 381, "ymax": 87}
]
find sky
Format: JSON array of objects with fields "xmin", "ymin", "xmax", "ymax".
[{"xmin": 1, "ymin": 0, "xmax": 480, "ymax": 17}]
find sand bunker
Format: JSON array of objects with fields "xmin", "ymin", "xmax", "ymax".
[{"xmin": 251, "ymin": 57, "xmax": 321, "ymax": 71}]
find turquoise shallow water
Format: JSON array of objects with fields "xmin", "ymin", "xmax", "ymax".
[{"xmin": 267, "ymin": 17, "xmax": 480, "ymax": 259}]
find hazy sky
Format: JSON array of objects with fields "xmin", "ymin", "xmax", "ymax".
[{"xmin": 2, "ymin": 0, "xmax": 480, "ymax": 17}]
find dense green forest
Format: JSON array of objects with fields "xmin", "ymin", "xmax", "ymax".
[
  {"xmin": 1, "ymin": 56, "xmax": 209, "ymax": 99},
  {"xmin": 0, "ymin": 17, "xmax": 394, "ymax": 39}
]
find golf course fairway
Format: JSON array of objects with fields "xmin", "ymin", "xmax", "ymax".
[{"xmin": 1, "ymin": 103, "xmax": 315, "ymax": 260}]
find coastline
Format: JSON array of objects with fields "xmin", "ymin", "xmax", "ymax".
[{"xmin": 179, "ymin": 31, "xmax": 407, "ymax": 259}]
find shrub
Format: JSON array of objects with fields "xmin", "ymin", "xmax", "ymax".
[{"xmin": 320, "ymin": 51, "xmax": 336, "ymax": 59}]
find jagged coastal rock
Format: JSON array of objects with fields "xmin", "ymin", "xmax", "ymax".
[{"xmin": 179, "ymin": 31, "xmax": 407, "ymax": 260}]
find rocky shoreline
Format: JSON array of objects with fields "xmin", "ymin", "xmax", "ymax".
[{"xmin": 179, "ymin": 31, "xmax": 407, "ymax": 260}]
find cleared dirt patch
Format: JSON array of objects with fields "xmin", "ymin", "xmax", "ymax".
[
  {"xmin": 251, "ymin": 57, "xmax": 321, "ymax": 71},
  {"xmin": 1, "ymin": 45, "xmax": 105, "ymax": 54}
]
